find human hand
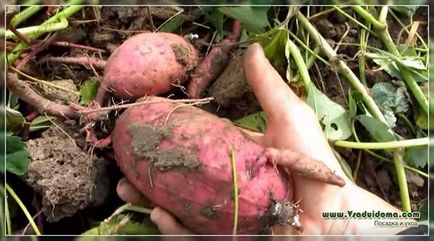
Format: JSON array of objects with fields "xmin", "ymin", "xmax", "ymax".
[{"xmin": 117, "ymin": 43, "xmax": 406, "ymax": 235}]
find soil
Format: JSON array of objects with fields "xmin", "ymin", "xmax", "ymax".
[
  {"xmin": 5, "ymin": 5, "xmax": 429, "ymax": 235},
  {"xmin": 207, "ymin": 49, "xmax": 261, "ymax": 119},
  {"xmin": 25, "ymin": 120, "xmax": 109, "ymax": 222},
  {"xmin": 34, "ymin": 79, "xmax": 79, "ymax": 105},
  {"xmin": 128, "ymin": 123, "xmax": 201, "ymax": 171},
  {"xmin": 171, "ymin": 43, "xmax": 195, "ymax": 69}
]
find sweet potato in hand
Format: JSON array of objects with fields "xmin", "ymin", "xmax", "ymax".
[{"xmin": 111, "ymin": 96, "xmax": 344, "ymax": 234}]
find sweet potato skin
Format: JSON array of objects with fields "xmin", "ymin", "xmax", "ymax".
[
  {"xmin": 101, "ymin": 33, "xmax": 198, "ymax": 101},
  {"xmin": 112, "ymin": 97, "xmax": 291, "ymax": 234}
]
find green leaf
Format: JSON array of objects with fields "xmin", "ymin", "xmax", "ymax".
[
  {"xmin": 371, "ymin": 82, "xmax": 410, "ymax": 128},
  {"xmin": 7, "ymin": 93, "xmax": 19, "ymax": 109},
  {"xmin": 367, "ymin": 52, "xmax": 401, "ymax": 79},
  {"xmin": 415, "ymin": 111, "xmax": 428, "ymax": 130},
  {"xmin": 348, "ymin": 91, "xmax": 357, "ymax": 122},
  {"xmin": 391, "ymin": 6, "xmax": 420, "ymax": 17},
  {"xmin": 29, "ymin": 115, "xmax": 53, "ymax": 132},
  {"xmin": 306, "ymin": 84, "xmax": 352, "ymax": 141},
  {"xmin": 81, "ymin": 214, "xmax": 159, "ymax": 235},
  {"xmin": 79, "ymin": 79, "xmax": 100, "ymax": 105},
  {"xmin": 356, "ymin": 115, "xmax": 395, "ymax": 142},
  {"xmin": 0, "ymin": 106, "xmax": 25, "ymax": 133},
  {"xmin": 417, "ymin": 198, "xmax": 430, "ymax": 221},
  {"xmin": 404, "ymin": 145, "xmax": 428, "ymax": 168},
  {"xmin": 233, "ymin": 111, "xmax": 267, "ymax": 133},
  {"xmin": 367, "ymin": 52, "xmax": 427, "ymax": 83},
  {"xmin": 218, "ymin": 6, "xmax": 270, "ymax": 33},
  {"xmin": 160, "ymin": 15, "xmax": 184, "ymax": 33},
  {"xmin": 0, "ymin": 133, "xmax": 30, "ymax": 175},
  {"xmin": 200, "ymin": 6, "xmax": 225, "ymax": 41},
  {"xmin": 400, "ymin": 59, "xmax": 426, "ymax": 70},
  {"xmin": 260, "ymin": 28, "xmax": 288, "ymax": 75}
]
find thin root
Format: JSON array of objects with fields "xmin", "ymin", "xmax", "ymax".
[{"xmin": 78, "ymin": 97, "xmax": 214, "ymax": 115}]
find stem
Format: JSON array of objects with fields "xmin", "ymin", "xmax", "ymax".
[
  {"xmin": 353, "ymin": 150, "xmax": 362, "ymax": 181},
  {"xmin": 291, "ymin": 45, "xmax": 321, "ymax": 83},
  {"xmin": 286, "ymin": 36, "xmax": 311, "ymax": 92},
  {"xmin": 288, "ymin": 31, "xmax": 329, "ymax": 66},
  {"xmin": 6, "ymin": 17, "xmax": 68, "ymax": 40},
  {"xmin": 296, "ymin": 12, "xmax": 388, "ymax": 125},
  {"xmin": 0, "ymin": 184, "xmax": 11, "ymax": 235},
  {"xmin": 352, "ymin": 6, "xmax": 386, "ymax": 30},
  {"xmin": 79, "ymin": 97, "xmax": 214, "ymax": 114},
  {"xmin": 10, "ymin": 6, "xmax": 43, "ymax": 27},
  {"xmin": 6, "ymin": 72, "xmax": 78, "ymax": 119},
  {"xmin": 6, "ymin": 184, "xmax": 41, "ymax": 235},
  {"xmin": 358, "ymin": 29, "xmax": 368, "ymax": 85},
  {"xmin": 121, "ymin": 204, "xmax": 152, "ymax": 215},
  {"xmin": 107, "ymin": 203, "xmax": 152, "ymax": 223},
  {"xmin": 388, "ymin": 9, "xmax": 427, "ymax": 51},
  {"xmin": 7, "ymin": 3, "xmax": 85, "ymax": 66},
  {"xmin": 39, "ymin": 56, "xmax": 107, "ymax": 69},
  {"xmin": 6, "ymin": 196, "xmax": 11, "ymax": 235},
  {"xmin": 355, "ymin": 6, "xmax": 428, "ymax": 114},
  {"xmin": 11, "ymin": 66, "xmax": 80, "ymax": 95},
  {"xmin": 334, "ymin": 137, "xmax": 429, "ymax": 149},
  {"xmin": 393, "ymin": 150, "xmax": 411, "ymax": 211},
  {"xmin": 353, "ymin": 131, "xmax": 430, "ymax": 178},
  {"xmin": 0, "ymin": 195, "xmax": 6, "ymax": 237},
  {"xmin": 230, "ymin": 146, "xmax": 239, "ymax": 235},
  {"xmin": 333, "ymin": 6, "xmax": 378, "ymax": 37},
  {"xmin": 332, "ymin": 149, "xmax": 354, "ymax": 182}
]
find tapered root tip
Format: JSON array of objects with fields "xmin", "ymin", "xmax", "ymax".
[
  {"xmin": 265, "ymin": 147, "xmax": 346, "ymax": 187},
  {"xmin": 327, "ymin": 173, "xmax": 346, "ymax": 187}
]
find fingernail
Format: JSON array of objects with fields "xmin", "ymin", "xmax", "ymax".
[
  {"xmin": 116, "ymin": 178, "xmax": 127, "ymax": 196},
  {"xmin": 247, "ymin": 42, "xmax": 263, "ymax": 55}
]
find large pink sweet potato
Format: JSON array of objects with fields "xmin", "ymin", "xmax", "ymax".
[
  {"xmin": 112, "ymin": 96, "xmax": 345, "ymax": 234},
  {"xmin": 112, "ymin": 97, "xmax": 292, "ymax": 234},
  {"xmin": 97, "ymin": 33, "xmax": 198, "ymax": 103}
]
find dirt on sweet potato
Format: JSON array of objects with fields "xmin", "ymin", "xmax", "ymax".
[{"xmin": 128, "ymin": 123, "xmax": 201, "ymax": 171}]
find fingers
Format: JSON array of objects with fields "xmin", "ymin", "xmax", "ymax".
[
  {"xmin": 244, "ymin": 43, "xmax": 306, "ymax": 127},
  {"xmin": 116, "ymin": 178, "xmax": 147, "ymax": 204},
  {"xmin": 243, "ymin": 43, "xmax": 342, "ymax": 172},
  {"xmin": 117, "ymin": 180, "xmax": 193, "ymax": 234},
  {"xmin": 150, "ymin": 207, "xmax": 193, "ymax": 234}
]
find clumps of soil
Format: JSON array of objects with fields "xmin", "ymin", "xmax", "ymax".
[
  {"xmin": 208, "ymin": 49, "xmax": 261, "ymax": 119},
  {"xmin": 128, "ymin": 123, "xmax": 201, "ymax": 171},
  {"xmin": 34, "ymin": 79, "xmax": 79, "ymax": 104},
  {"xmin": 171, "ymin": 43, "xmax": 197, "ymax": 71},
  {"xmin": 171, "ymin": 43, "xmax": 190, "ymax": 66},
  {"xmin": 25, "ymin": 121, "xmax": 109, "ymax": 222},
  {"xmin": 258, "ymin": 198, "xmax": 301, "ymax": 234}
]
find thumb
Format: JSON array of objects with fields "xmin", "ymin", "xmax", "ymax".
[{"xmin": 243, "ymin": 43, "xmax": 305, "ymax": 127}]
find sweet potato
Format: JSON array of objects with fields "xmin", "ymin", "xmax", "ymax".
[
  {"xmin": 187, "ymin": 20, "xmax": 242, "ymax": 98},
  {"xmin": 111, "ymin": 96, "xmax": 345, "ymax": 234},
  {"xmin": 97, "ymin": 33, "xmax": 198, "ymax": 104}
]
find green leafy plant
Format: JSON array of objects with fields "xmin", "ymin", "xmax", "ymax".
[
  {"xmin": 0, "ymin": 133, "xmax": 30, "ymax": 176},
  {"xmin": 79, "ymin": 78, "xmax": 100, "ymax": 105}
]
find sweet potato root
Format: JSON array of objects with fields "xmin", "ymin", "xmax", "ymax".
[
  {"xmin": 187, "ymin": 20, "xmax": 242, "ymax": 98},
  {"xmin": 111, "ymin": 96, "xmax": 345, "ymax": 234},
  {"xmin": 98, "ymin": 32, "xmax": 198, "ymax": 104}
]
